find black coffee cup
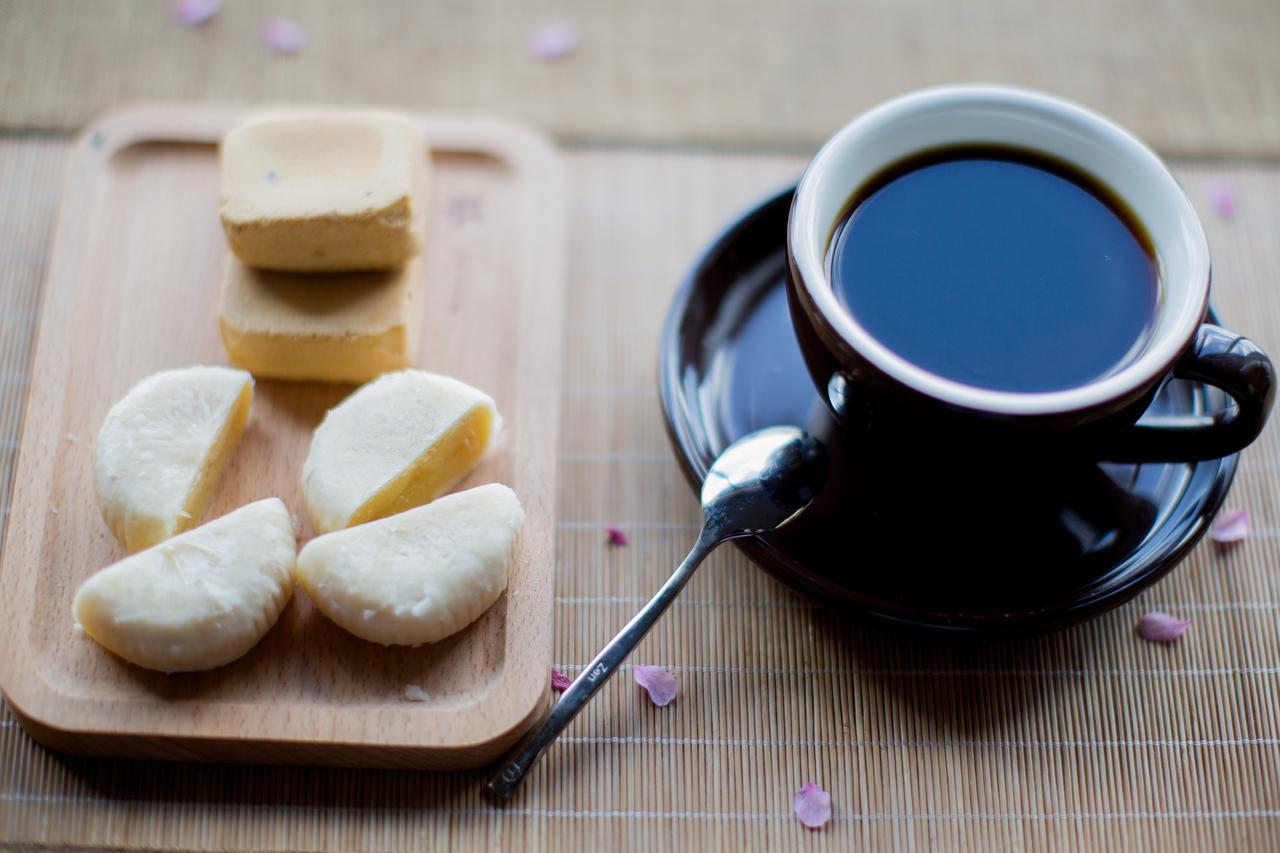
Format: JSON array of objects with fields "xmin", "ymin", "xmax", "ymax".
[{"xmin": 786, "ymin": 85, "xmax": 1274, "ymax": 462}]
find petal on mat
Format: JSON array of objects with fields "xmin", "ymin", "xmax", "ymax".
[
  {"xmin": 260, "ymin": 16, "xmax": 307, "ymax": 54},
  {"xmin": 173, "ymin": 0, "xmax": 221, "ymax": 27},
  {"xmin": 1209, "ymin": 181, "xmax": 1237, "ymax": 220},
  {"xmin": 634, "ymin": 665, "xmax": 677, "ymax": 706},
  {"xmin": 528, "ymin": 20, "xmax": 581, "ymax": 61},
  {"xmin": 1137, "ymin": 611, "xmax": 1192, "ymax": 644},
  {"xmin": 793, "ymin": 782, "xmax": 832, "ymax": 829},
  {"xmin": 1210, "ymin": 507, "xmax": 1250, "ymax": 544},
  {"xmin": 551, "ymin": 667, "xmax": 572, "ymax": 692}
]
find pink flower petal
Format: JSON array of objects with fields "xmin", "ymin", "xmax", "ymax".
[
  {"xmin": 1209, "ymin": 181, "xmax": 1237, "ymax": 221},
  {"xmin": 260, "ymin": 16, "xmax": 307, "ymax": 54},
  {"xmin": 793, "ymin": 782, "xmax": 832, "ymax": 829},
  {"xmin": 633, "ymin": 665, "xmax": 677, "ymax": 706},
  {"xmin": 1210, "ymin": 507, "xmax": 1250, "ymax": 544},
  {"xmin": 551, "ymin": 667, "xmax": 572, "ymax": 692},
  {"xmin": 173, "ymin": 0, "xmax": 221, "ymax": 27},
  {"xmin": 606, "ymin": 525, "xmax": 629, "ymax": 547},
  {"xmin": 1137, "ymin": 611, "xmax": 1192, "ymax": 644},
  {"xmin": 527, "ymin": 20, "xmax": 581, "ymax": 61}
]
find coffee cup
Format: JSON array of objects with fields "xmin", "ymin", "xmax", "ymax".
[{"xmin": 786, "ymin": 84, "xmax": 1273, "ymax": 462}]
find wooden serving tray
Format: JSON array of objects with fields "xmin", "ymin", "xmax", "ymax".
[{"xmin": 0, "ymin": 105, "xmax": 563, "ymax": 768}]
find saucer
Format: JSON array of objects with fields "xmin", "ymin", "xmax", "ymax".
[{"xmin": 658, "ymin": 187, "xmax": 1239, "ymax": 633}]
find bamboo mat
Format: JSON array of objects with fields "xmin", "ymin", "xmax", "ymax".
[
  {"xmin": 4, "ymin": 0, "xmax": 1280, "ymax": 157},
  {"xmin": 2, "ymin": 136, "xmax": 1280, "ymax": 850}
]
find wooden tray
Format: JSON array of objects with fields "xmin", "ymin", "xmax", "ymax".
[{"xmin": 0, "ymin": 105, "xmax": 563, "ymax": 769}]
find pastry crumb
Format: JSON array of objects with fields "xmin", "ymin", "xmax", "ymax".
[{"xmin": 402, "ymin": 684, "xmax": 431, "ymax": 702}]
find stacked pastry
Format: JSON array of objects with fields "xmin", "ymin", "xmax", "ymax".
[{"xmin": 218, "ymin": 111, "xmax": 429, "ymax": 382}]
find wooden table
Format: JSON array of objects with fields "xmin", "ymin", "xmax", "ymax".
[{"xmin": 2, "ymin": 2, "xmax": 1279, "ymax": 849}]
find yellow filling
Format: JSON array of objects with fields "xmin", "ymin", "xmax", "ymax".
[
  {"xmin": 118, "ymin": 514, "xmax": 168, "ymax": 555},
  {"xmin": 221, "ymin": 319, "xmax": 407, "ymax": 384},
  {"xmin": 348, "ymin": 404, "xmax": 495, "ymax": 527},
  {"xmin": 174, "ymin": 381, "xmax": 253, "ymax": 540}
]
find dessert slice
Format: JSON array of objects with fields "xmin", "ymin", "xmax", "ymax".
[
  {"xmin": 72, "ymin": 498, "xmax": 297, "ymax": 672},
  {"xmin": 220, "ymin": 111, "xmax": 428, "ymax": 271},
  {"xmin": 95, "ymin": 366, "xmax": 254, "ymax": 552},
  {"xmin": 218, "ymin": 258, "xmax": 421, "ymax": 383},
  {"xmin": 301, "ymin": 370, "xmax": 500, "ymax": 533},
  {"xmin": 295, "ymin": 484, "xmax": 523, "ymax": 645}
]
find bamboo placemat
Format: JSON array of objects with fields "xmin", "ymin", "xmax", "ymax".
[
  {"xmin": 3, "ymin": 0, "xmax": 1280, "ymax": 157},
  {"xmin": 2, "ymin": 137, "xmax": 1280, "ymax": 850}
]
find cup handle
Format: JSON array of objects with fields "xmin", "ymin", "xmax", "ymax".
[{"xmin": 1103, "ymin": 324, "xmax": 1275, "ymax": 463}]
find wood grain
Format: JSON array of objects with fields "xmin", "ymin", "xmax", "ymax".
[
  {"xmin": 2, "ymin": 1, "xmax": 1280, "ymax": 157},
  {"xmin": 3, "ymin": 139, "xmax": 1280, "ymax": 849},
  {"xmin": 0, "ymin": 107, "xmax": 565, "ymax": 769}
]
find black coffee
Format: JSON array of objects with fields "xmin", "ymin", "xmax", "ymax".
[{"xmin": 827, "ymin": 146, "xmax": 1159, "ymax": 393}]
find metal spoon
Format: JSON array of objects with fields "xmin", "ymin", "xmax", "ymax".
[{"xmin": 487, "ymin": 426, "xmax": 828, "ymax": 798}]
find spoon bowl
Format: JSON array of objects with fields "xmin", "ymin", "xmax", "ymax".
[{"xmin": 701, "ymin": 425, "xmax": 828, "ymax": 538}]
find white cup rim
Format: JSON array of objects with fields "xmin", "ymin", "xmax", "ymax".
[{"xmin": 789, "ymin": 84, "xmax": 1210, "ymax": 416}]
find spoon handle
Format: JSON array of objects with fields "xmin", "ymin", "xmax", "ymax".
[{"xmin": 486, "ymin": 527, "xmax": 720, "ymax": 799}]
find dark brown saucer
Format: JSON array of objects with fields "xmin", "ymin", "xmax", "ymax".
[{"xmin": 659, "ymin": 186, "xmax": 1239, "ymax": 633}]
